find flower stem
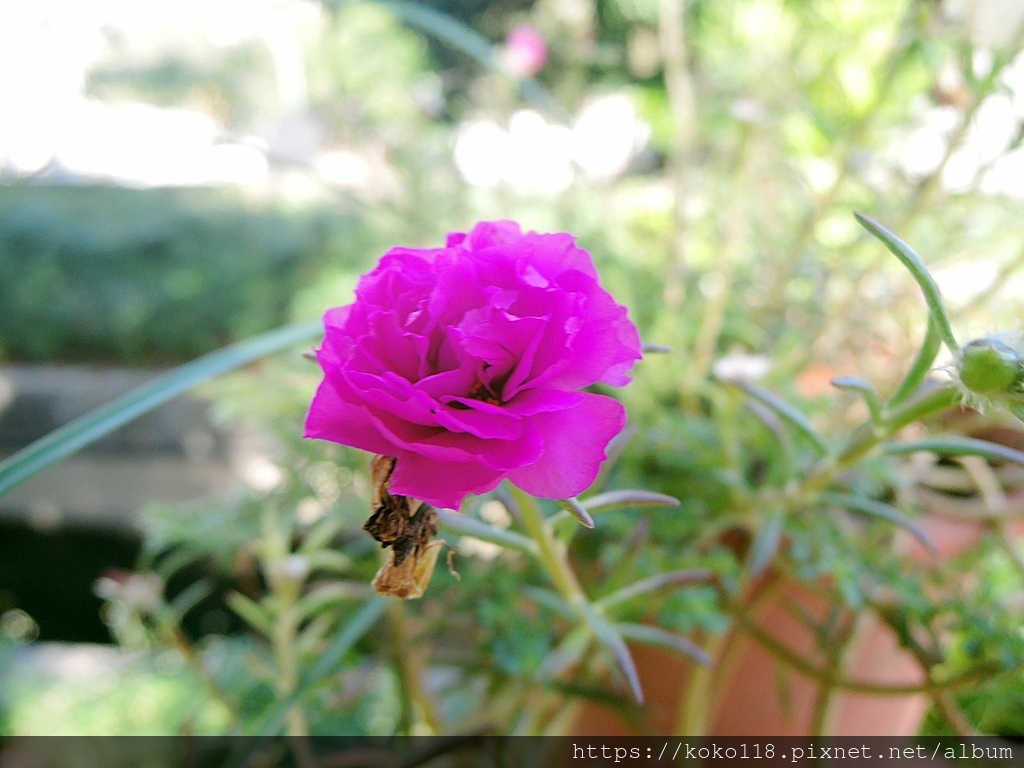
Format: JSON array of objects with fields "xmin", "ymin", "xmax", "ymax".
[
  {"xmin": 388, "ymin": 600, "xmax": 443, "ymax": 734},
  {"xmin": 675, "ymin": 632, "xmax": 724, "ymax": 736},
  {"xmin": 674, "ymin": 574, "xmax": 784, "ymax": 736},
  {"xmin": 686, "ymin": 127, "xmax": 754, "ymax": 406},
  {"xmin": 509, "ymin": 485, "xmax": 646, "ymax": 703},
  {"xmin": 888, "ymin": 318, "xmax": 943, "ymax": 407},
  {"xmin": 261, "ymin": 507, "xmax": 310, "ymax": 739},
  {"xmin": 797, "ymin": 383, "xmax": 961, "ymax": 498},
  {"xmin": 509, "ymin": 484, "xmax": 587, "ymax": 609},
  {"xmin": 274, "ymin": 601, "xmax": 309, "ymax": 737},
  {"xmin": 658, "ymin": 0, "xmax": 697, "ymax": 312},
  {"xmin": 158, "ymin": 619, "xmax": 241, "ymax": 729},
  {"xmin": 809, "ymin": 610, "xmax": 859, "ymax": 737}
]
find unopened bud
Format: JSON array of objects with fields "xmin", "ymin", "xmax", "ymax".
[
  {"xmin": 957, "ymin": 337, "xmax": 1021, "ymax": 396},
  {"xmin": 94, "ymin": 570, "xmax": 165, "ymax": 613},
  {"xmin": 265, "ymin": 555, "xmax": 310, "ymax": 602},
  {"xmin": 279, "ymin": 554, "xmax": 311, "ymax": 582}
]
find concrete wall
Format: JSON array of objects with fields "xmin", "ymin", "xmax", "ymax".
[{"xmin": 0, "ymin": 365, "xmax": 243, "ymax": 534}]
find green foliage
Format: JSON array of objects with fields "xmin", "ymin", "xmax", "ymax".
[
  {"xmin": 310, "ymin": 4, "xmax": 434, "ymax": 136},
  {"xmin": 0, "ymin": 645, "xmax": 232, "ymax": 735},
  {"xmin": 0, "ymin": 184, "xmax": 357, "ymax": 365},
  {"xmin": 5, "ymin": 0, "xmax": 1024, "ymax": 741}
]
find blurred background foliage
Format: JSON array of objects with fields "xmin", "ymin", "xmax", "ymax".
[{"xmin": 2, "ymin": 0, "xmax": 1024, "ymax": 739}]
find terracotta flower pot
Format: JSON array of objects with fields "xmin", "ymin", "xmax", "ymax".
[
  {"xmin": 573, "ymin": 575, "xmax": 931, "ymax": 736},
  {"xmin": 574, "ymin": 413, "xmax": 1024, "ymax": 736}
]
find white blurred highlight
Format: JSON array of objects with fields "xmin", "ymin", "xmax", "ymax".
[{"xmin": 453, "ymin": 93, "xmax": 648, "ymax": 193}]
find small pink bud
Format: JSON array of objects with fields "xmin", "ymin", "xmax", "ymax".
[{"xmin": 503, "ymin": 26, "xmax": 548, "ymax": 78}]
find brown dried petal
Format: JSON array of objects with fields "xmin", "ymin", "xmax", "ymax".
[
  {"xmin": 364, "ymin": 455, "xmax": 441, "ymax": 599},
  {"xmin": 371, "ymin": 540, "xmax": 444, "ymax": 599}
]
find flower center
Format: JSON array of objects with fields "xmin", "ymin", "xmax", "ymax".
[{"xmin": 453, "ymin": 379, "xmax": 503, "ymax": 408}]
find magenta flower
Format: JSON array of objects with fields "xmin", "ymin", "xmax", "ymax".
[{"xmin": 304, "ymin": 221, "xmax": 642, "ymax": 510}]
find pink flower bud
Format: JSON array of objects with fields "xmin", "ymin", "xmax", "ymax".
[{"xmin": 503, "ymin": 26, "xmax": 548, "ymax": 78}]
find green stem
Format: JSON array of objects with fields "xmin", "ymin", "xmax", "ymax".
[
  {"xmin": 509, "ymin": 485, "xmax": 645, "ymax": 705},
  {"xmin": 252, "ymin": 597, "xmax": 388, "ymax": 736},
  {"xmin": 933, "ymin": 691, "xmax": 975, "ymax": 736},
  {"xmin": 686, "ymin": 127, "xmax": 754, "ymax": 406},
  {"xmin": 436, "ymin": 509, "xmax": 538, "ymax": 555},
  {"xmin": 509, "ymin": 485, "xmax": 587, "ymax": 609},
  {"xmin": 274, "ymin": 601, "xmax": 308, "ymax": 737},
  {"xmin": 810, "ymin": 611, "xmax": 858, "ymax": 736},
  {"xmin": 885, "ymin": 383, "xmax": 962, "ymax": 432},
  {"xmin": 673, "ymin": 575, "xmax": 785, "ymax": 736},
  {"xmin": 388, "ymin": 600, "xmax": 443, "ymax": 734},
  {"xmin": 675, "ymin": 632, "xmax": 725, "ymax": 736},
  {"xmin": 262, "ymin": 508, "xmax": 309, "ymax": 738},
  {"xmin": 888, "ymin": 318, "xmax": 943, "ymax": 406},
  {"xmin": 798, "ymin": 383, "xmax": 961, "ymax": 497},
  {"xmin": 903, "ymin": 640, "xmax": 977, "ymax": 737},
  {"xmin": 161, "ymin": 621, "xmax": 241, "ymax": 729}
]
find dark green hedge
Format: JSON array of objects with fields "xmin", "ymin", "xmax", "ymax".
[{"xmin": 0, "ymin": 184, "xmax": 354, "ymax": 365}]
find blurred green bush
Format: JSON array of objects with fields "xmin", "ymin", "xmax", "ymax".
[{"xmin": 0, "ymin": 184, "xmax": 357, "ymax": 365}]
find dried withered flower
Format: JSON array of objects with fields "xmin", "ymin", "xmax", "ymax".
[{"xmin": 364, "ymin": 455, "xmax": 442, "ymax": 599}]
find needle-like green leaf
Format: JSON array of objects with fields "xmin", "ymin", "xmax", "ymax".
[
  {"xmin": 730, "ymin": 380, "xmax": 828, "ymax": 455},
  {"xmin": 579, "ymin": 602, "xmax": 644, "ymax": 704},
  {"xmin": 820, "ymin": 491, "xmax": 936, "ymax": 555},
  {"xmin": 616, "ymin": 623, "xmax": 713, "ymax": 668},
  {"xmin": 854, "ymin": 213, "xmax": 959, "ymax": 354},
  {"xmin": 884, "ymin": 436, "xmax": 1024, "ymax": 467}
]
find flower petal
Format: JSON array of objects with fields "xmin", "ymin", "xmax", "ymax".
[
  {"xmin": 432, "ymin": 398, "xmax": 523, "ymax": 440},
  {"xmin": 507, "ymin": 392, "xmax": 626, "ymax": 499},
  {"xmin": 303, "ymin": 379, "xmax": 395, "ymax": 456},
  {"xmin": 389, "ymin": 452, "xmax": 505, "ymax": 510}
]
